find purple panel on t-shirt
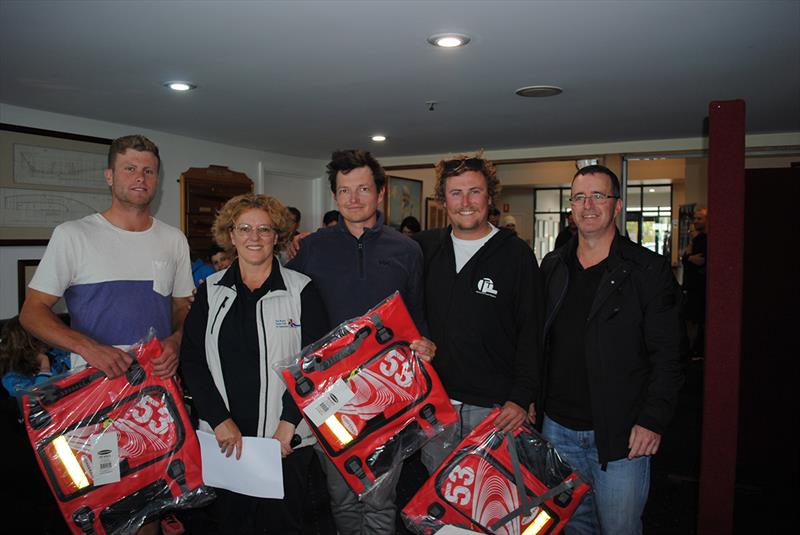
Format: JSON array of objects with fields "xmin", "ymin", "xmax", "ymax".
[{"xmin": 63, "ymin": 280, "xmax": 172, "ymax": 346}]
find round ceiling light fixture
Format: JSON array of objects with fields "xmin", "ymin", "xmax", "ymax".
[
  {"xmin": 371, "ymin": 135, "xmax": 387, "ymax": 142},
  {"xmin": 427, "ymin": 33, "xmax": 471, "ymax": 48},
  {"xmin": 515, "ymin": 85, "xmax": 563, "ymax": 98},
  {"xmin": 164, "ymin": 81, "xmax": 197, "ymax": 91}
]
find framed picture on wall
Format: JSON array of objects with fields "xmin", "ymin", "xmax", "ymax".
[
  {"xmin": 17, "ymin": 258, "xmax": 67, "ymax": 313},
  {"xmin": 0, "ymin": 123, "xmax": 112, "ymax": 244},
  {"xmin": 17, "ymin": 259, "xmax": 42, "ymax": 311},
  {"xmin": 425, "ymin": 197, "xmax": 447, "ymax": 229},
  {"xmin": 384, "ymin": 175, "xmax": 423, "ymax": 228}
]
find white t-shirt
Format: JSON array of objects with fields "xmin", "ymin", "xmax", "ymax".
[
  {"xmin": 451, "ymin": 225, "xmax": 499, "ymax": 273},
  {"xmin": 30, "ymin": 214, "xmax": 194, "ymax": 350}
]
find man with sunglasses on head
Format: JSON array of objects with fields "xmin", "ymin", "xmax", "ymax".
[
  {"xmin": 287, "ymin": 149, "xmax": 435, "ymax": 535},
  {"xmin": 539, "ymin": 165, "xmax": 684, "ymax": 535},
  {"xmin": 413, "ymin": 153, "xmax": 544, "ymax": 473}
]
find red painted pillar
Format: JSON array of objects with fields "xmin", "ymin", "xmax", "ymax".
[{"xmin": 697, "ymin": 100, "xmax": 745, "ymax": 534}]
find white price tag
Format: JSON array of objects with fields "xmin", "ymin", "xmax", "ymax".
[
  {"xmin": 90, "ymin": 431, "xmax": 120, "ymax": 486},
  {"xmin": 303, "ymin": 378, "xmax": 355, "ymax": 427}
]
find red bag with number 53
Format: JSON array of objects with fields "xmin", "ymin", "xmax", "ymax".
[{"xmin": 280, "ymin": 292, "xmax": 457, "ymax": 497}]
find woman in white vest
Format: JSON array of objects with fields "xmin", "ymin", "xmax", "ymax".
[{"xmin": 180, "ymin": 193, "xmax": 329, "ymax": 534}]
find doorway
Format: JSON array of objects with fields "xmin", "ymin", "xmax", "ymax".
[{"xmin": 735, "ymin": 166, "xmax": 798, "ymax": 531}]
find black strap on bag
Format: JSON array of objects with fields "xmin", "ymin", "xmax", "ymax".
[{"xmin": 490, "ymin": 432, "xmax": 580, "ymax": 532}]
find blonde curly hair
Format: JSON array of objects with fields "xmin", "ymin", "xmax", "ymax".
[
  {"xmin": 212, "ymin": 194, "xmax": 292, "ymax": 254},
  {"xmin": 433, "ymin": 151, "xmax": 501, "ymax": 203}
]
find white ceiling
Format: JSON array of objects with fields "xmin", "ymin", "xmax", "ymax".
[{"xmin": 1, "ymin": 0, "xmax": 798, "ymax": 159}]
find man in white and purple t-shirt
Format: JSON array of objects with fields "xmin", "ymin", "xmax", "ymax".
[{"xmin": 21, "ymin": 134, "xmax": 193, "ymax": 380}]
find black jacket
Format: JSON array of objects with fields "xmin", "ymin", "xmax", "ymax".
[
  {"xmin": 414, "ymin": 227, "xmax": 543, "ymax": 409},
  {"xmin": 541, "ymin": 234, "xmax": 685, "ymax": 463}
]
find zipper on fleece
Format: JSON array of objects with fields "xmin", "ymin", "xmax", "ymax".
[
  {"xmin": 258, "ymin": 300, "xmax": 269, "ymax": 438},
  {"xmin": 210, "ymin": 296, "xmax": 229, "ymax": 334},
  {"xmin": 357, "ymin": 240, "xmax": 365, "ymax": 279}
]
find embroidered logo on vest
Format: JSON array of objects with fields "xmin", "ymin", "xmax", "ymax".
[{"xmin": 275, "ymin": 318, "xmax": 302, "ymax": 328}]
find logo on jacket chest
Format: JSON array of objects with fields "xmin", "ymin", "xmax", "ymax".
[
  {"xmin": 475, "ymin": 277, "xmax": 498, "ymax": 298},
  {"xmin": 275, "ymin": 318, "xmax": 301, "ymax": 328}
]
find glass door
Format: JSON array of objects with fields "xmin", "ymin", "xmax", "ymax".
[{"xmin": 626, "ymin": 185, "xmax": 672, "ymax": 256}]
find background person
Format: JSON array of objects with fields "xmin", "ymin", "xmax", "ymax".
[
  {"xmin": 501, "ymin": 214, "xmax": 517, "ymax": 234},
  {"xmin": 191, "ymin": 255, "xmax": 215, "ymax": 287},
  {"xmin": 1, "ymin": 316, "xmax": 70, "ymax": 398},
  {"xmin": 554, "ymin": 211, "xmax": 578, "ymax": 249},
  {"xmin": 681, "ymin": 207, "xmax": 707, "ymax": 359},
  {"xmin": 322, "ymin": 209, "xmax": 340, "ymax": 228},
  {"xmin": 488, "ymin": 205, "xmax": 501, "ymax": 227},
  {"xmin": 180, "ymin": 194, "xmax": 328, "ymax": 534},
  {"xmin": 209, "ymin": 244, "xmax": 233, "ymax": 272},
  {"xmin": 287, "ymin": 206, "xmax": 301, "ymax": 236},
  {"xmin": 399, "ymin": 215, "xmax": 421, "ymax": 236}
]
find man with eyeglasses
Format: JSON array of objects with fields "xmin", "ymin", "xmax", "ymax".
[
  {"xmin": 20, "ymin": 135, "xmax": 193, "ymax": 535},
  {"xmin": 413, "ymin": 153, "xmax": 543, "ymax": 473},
  {"xmin": 287, "ymin": 149, "xmax": 434, "ymax": 535},
  {"xmin": 539, "ymin": 164, "xmax": 684, "ymax": 535}
]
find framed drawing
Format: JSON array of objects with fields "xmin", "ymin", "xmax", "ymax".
[
  {"xmin": 425, "ymin": 197, "xmax": 447, "ymax": 229},
  {"xmin": 17, "ymin": 258, "xmax": 67, "ymax": 313},
  {"xmin": 17, "ymin": 259, "xmax": 40, "ymax": 311},
  {"xmin": 384, "ymin": 175, "xmax": 423, "ymax": 228},
  {"xmin": 0, "ymin": 124, "xmax": 112, "ymax": 244}
]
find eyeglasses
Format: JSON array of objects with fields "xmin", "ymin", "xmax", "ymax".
[
  {"xmin": 231, "ymin": 224, "xmax": 276, "ymax": 237},
  {"xmin": 441, "ymin": 157, "xmax": 485, "ymax": 177},
  {"xmin": 569, "ymin": 192, "xmax": 620, "ymax": 204}
]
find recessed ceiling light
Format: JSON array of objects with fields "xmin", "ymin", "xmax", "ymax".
[
  {"xmin": 427, "ymin": 33, "xmax": 471, "ymax": 48},
  {"xmin": 371, "ymin": 135, "xmax": 387, "ymax": 142},
  {"xmin": 649, "ymin": 188, "xmax": 656, "ymax": 192},
  {"xmin": 515, "ymin": 85, "xmax": 563, "ymax": 98},
  {"xmin": 164, "ymin": 81, "xmax": 196, "ymax": 91}
]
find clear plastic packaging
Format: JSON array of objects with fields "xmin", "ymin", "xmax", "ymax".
[
  {"xmin": 402, "ymin": 408, "xmax": 590, "ymax": 535},
  {"xmin": 279, "ymin": 292, "xmax": 457, "ymax": 499},
  {"xmin": 21, "ymin": 330, "xmax": 214, "ymax": 535}
]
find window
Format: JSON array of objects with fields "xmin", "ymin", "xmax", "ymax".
[
  {"xmin": 533, "ymin": 187, "xmax": 570, "ymax": 259},
  {"xmin": 626, "ymin": 185, "xmax": 672, "ymax": 256}
]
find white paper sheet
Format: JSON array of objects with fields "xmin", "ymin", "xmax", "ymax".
[{"xmin": 197, "ymin": 430, "xmax": 284, "ymax": 499}]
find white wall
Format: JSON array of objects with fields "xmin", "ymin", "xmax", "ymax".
[{"xmin": 0, "ymin": 103, "xmax": 327, "ymax": 318}]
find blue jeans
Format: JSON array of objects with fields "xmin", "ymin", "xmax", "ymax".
[{"xmin": 543, "ymin": 415, "xmax": 650, "ymax": 535}]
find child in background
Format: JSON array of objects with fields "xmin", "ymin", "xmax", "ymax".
[{"xmin": 0, "ymin": 316, "xmax": 70, "ymax": 398}]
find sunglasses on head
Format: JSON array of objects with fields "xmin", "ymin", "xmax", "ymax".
[{"xmin": 442, "ymin": 157, "xmax": 485, "ymax": 176}]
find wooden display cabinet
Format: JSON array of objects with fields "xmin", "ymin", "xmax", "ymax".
[{"xmin": 179, "ymin": 165, "xmax": 253, "ymax": 260}]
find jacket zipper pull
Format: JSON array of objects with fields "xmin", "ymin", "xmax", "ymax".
[{"xmin": 210, "ymin": 296, "xmax": 229, "ymax": 334}]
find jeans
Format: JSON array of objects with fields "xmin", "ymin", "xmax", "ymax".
[
  {"xmin": 421, "ymin": 403, "xmax": 493, "ymax": 475},
  {"xmin": 543, "ymin": 415, "xmax": 650, "ymax": 535}
]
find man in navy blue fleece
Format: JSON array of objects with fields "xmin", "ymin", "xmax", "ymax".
[{"xmin": 287, "ymin": 149, "xmax": 434, "ymax": 535}]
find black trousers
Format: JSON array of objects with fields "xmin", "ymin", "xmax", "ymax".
[{"xmin": 205, "ymin": 445, "xmax": 314, "ymax": 535}]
